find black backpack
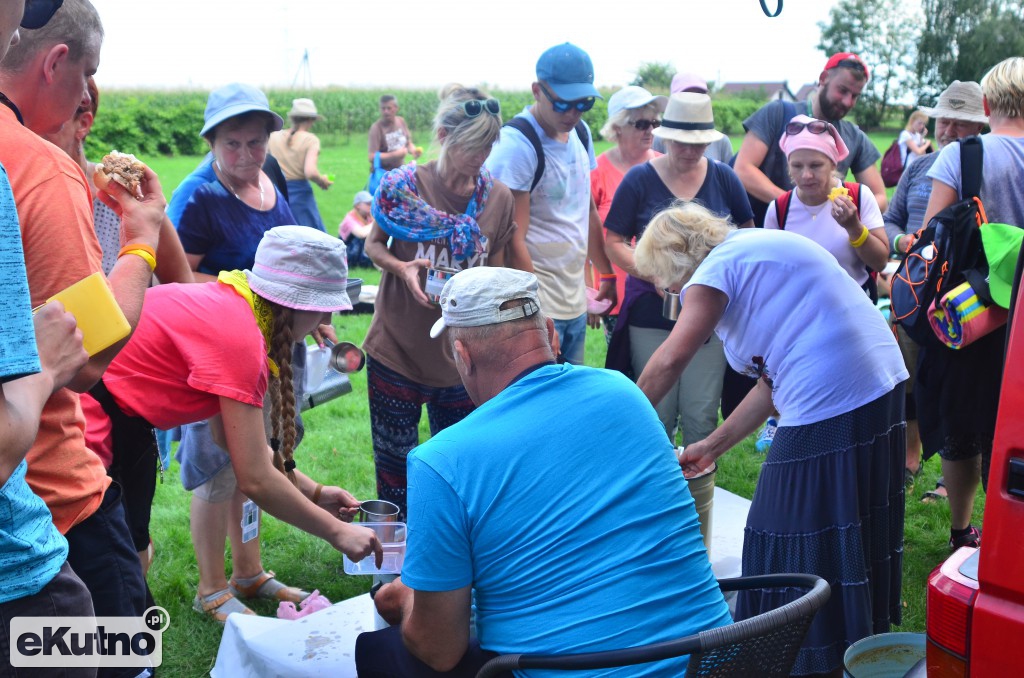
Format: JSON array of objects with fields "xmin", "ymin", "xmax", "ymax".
[
  {"xmin": 891, "ymin": 136, "xmax": 989, "ymax": 345},
  {"xmin": 502, "ymin": 117, "xmax": 591, "ymax": 192}
]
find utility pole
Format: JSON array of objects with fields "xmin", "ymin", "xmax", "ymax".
[{"xmin": 292, "ymin": 49, "xmax": 313, "ymax": 90}]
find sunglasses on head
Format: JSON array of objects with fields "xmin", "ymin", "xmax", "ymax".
[
  {"xmin": 21, "ymin": 0, "xmax": 64, "ymax": 30},
  {"xmin": 628, "ymin": 119, "xmax": 661, "ymax": 131},
  {"xmin": 785, "ymin": 120, "xmax": 832, "ymax": 136},
  {"xmin": 461, "ymin": 98, "xmax": 501, "ymax": 119},
  {"xmin": 538, "ymin": 83, "xmax": 596, "ymax": 114}
]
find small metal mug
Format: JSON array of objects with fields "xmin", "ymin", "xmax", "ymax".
[
  {"xmin": 662, "ymin": 290, "xmax": 681, "ymax": 320},
  {"xmin": 328, "ymin": 341, "xmax": 366, "ymax": 374},
  {"xmin": 358, "ymin": 500, "xmax": 401, "ymax": 543},
  {"xmin": 358, "ymin": 499, "xmax": 400, "ymax": 523},
  {"xmin": 425, "ymin": 266, "xmax": 458, "ymax": 304}
]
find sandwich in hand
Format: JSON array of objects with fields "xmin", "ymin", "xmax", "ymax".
[{"xmin": 94, "ymin": 151, "xmax": 147, "ymax": 197}]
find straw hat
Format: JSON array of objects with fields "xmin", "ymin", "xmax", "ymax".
[
  {"xmin": 288, "ymin": 98, "xmax": 324, "ymax": 120},
  {"xmin": 652, "ymin": 93, "xmax": 724, "ymax": 145},
  {"xmin": 918, "ymin": 81, "xmax": 988, "ymax": 124}
]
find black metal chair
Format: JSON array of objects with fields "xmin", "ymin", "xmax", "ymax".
[{"xmin": 475, "ymin": 573, "xmax": 830, "ymax": 678}]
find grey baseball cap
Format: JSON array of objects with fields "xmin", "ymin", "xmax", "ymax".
[{"xmin": 429, "ymin": 268, "xmax": 541, "ymax": 339}]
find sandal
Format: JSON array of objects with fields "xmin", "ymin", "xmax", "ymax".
[
  {"xmin": 193, "ymin": 589, "xmax": 256, "ymax": 623},
  {"xmin": 230, "ymin": 570, "xmax": 310, "ymax": 604},
  {"xmin": 921, "ymin": 476, "xmax": 947, "ymax": 503},
  {"xmin": 950, "ymin": 524, "xmax": 981, "ymax": 550}
]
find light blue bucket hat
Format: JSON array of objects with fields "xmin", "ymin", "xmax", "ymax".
[{"xmin": 200, "ymin": 83, "xmax": 284, "ymax": 137}]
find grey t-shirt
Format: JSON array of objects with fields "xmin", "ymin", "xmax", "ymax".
[
  {"xmin": 744, "ymin": 100, "xmax": 881, "ymax": 189},
  {"xmin": 928, "ymin": 134, "xmax": 1024, "ymax": 227}
]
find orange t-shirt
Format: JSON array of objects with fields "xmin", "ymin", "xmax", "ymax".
[{"xmin": 0, "ymin": 106, "xmax": 110, "ymax": 534}]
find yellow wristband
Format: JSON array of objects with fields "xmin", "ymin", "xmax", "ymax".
[
  {"xmin": 118, "ymin": 244, "xmax": 157, "ymax": 271},
  {"xmin": 312, "ymin": 483, "xmax": 324, "ymax": 505},
  {"xmin": 850, "ymin": 226, "xmax": 870, "ymax": 248}
]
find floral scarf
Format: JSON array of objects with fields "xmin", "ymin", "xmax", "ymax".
[
  {"xmin": 218, "ymin": 270, "xmax": 279, "ymax": 377},
  {"xmin": 371, "ymin": 164, "xmax": 492, "ymax": 261}
]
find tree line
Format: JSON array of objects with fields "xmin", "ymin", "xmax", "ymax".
[{"xmin": 818, "ymin": 0, "xmax": 1024, "ymax": 128}]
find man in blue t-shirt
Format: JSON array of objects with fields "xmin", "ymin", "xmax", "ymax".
[{"xmin": 355, "ymin": 267, "xmax": 731, "ymax": 677}]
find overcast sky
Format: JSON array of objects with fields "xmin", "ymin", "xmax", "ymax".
[{"xmin": 94, "ymin": 0, "xmax": 852, "ymax": 92}]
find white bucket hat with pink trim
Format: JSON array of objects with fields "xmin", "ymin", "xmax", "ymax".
[{"xmin": 245, "ymin": 226, "xmax": 352, "ymax": 312}]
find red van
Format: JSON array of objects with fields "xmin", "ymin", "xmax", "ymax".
[{"xmin": 925, "ymin": 264, "xmax": 1024, "ymax": 674}]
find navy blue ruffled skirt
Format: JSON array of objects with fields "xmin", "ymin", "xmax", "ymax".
[{"xmin": 736, "ymin": 384, "xmax": 906, "ymax": 675}]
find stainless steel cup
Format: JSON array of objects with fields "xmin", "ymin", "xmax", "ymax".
[
  {"xmin": 424, "ymin": 267, "xmax": 458, "ymax": 304},
  {"xmin": 358, "ymin": 499, "xmax": 400, "ymax": 523},
  {"xmin": 328, "ymin": 341, "xmax": 366, "ymax": 374},
  {"xmin": 662, "ymin": 290, "xmax": 681, "ymax": 320},
  {"xmin": 359, "ymin": 499, "xmax": 401, "ymax": 544}
]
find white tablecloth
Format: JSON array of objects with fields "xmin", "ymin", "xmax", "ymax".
[{"xmin": 212, "ymin": 487, "xmax": 752, "ymax": 677}]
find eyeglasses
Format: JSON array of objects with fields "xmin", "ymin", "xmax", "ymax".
[
  {"xmin": 461, "ymin": 98, "xmax": 501, "ymax": 118},
  {"xmin": 21, "ymin": 0, "xmax": 64, "ymax": 30},
  {"xmin": 628, "ymin": 119, "xmax": 661, "ymax": 131},
  {"xmin": 785, "ymin": 120, "xmax": 832, "ymax": 136},
  {"xmin": 538, "ymin": 83, "xmax": 596, "ymax": 114}
]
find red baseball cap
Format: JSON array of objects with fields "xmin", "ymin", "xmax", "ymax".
[{"xmin": 824, "ymin": 52, "xmax": 870, "ymax": 80}]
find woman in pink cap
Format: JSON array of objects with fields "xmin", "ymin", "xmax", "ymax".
[{"xmin": 764, "ymin": 114, "xmax": 889, "ymax": 294}]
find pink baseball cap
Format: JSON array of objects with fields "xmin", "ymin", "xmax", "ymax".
[
  {"xmin": 778, "ymin": 114, "xmax": 849, "ymax": 164},
  {"xmin": 671, "ymin": 72, "xmax": 709, "ymax": 94}
]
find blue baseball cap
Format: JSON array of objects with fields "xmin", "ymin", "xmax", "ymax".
[
  {"xmin": 200, "ymin": 83, "xmax": 284, "ymax": 137},
  {"xmin": 536, "ymin": 43, "xmax": 601, "ymax": 101}
]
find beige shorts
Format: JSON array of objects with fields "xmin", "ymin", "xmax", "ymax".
[{"xmin": 192, "ymin": 460, "xmax": 239, "ymax": 503}]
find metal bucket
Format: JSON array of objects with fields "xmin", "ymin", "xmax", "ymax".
[{"xmin": 843, "ymin": 632, "xmax": 926, "ymax": 678}]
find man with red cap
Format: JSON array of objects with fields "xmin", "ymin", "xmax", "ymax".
[{"xmin": 734, "ymin": 52, "xmax": 887, "ymax": 227}]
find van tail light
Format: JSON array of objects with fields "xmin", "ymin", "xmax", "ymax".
[
  {"xmin": 927, "ymin": 553, "xmax": 978, "ymax": 668},
  {"xmin": 927, "ymin": 639, "xmax": 968, "ymax": 678}
]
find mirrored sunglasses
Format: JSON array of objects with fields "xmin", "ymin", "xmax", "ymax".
[
  {"xmin": 539, "ymin": 83, "xmax": 596, "ymax": 113},
  {"xmin": 461, "ymin": 98, "xmax": 501, "ymax": 118},
  {"xmin": 785, "ymin": 120, "xmax": 831, "ymax": 136},
  {"xmin": 628, "ymin": 119, "xmax": 661, "ymax": 131},
  {"xmin": 21, "ymin": 0, "xmax": 64, "ymax": 29}
]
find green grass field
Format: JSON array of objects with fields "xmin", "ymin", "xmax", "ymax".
[{"xmin": 140, "ymin": 133, "xmax": 982, "ymax": 676}]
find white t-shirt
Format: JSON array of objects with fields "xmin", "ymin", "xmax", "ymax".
[
  {"xmin": 485, "ymin": 108, "xmax": 597, "ymax": 319},
  {"xmin": 898, "ymin": 130, "xmax": 924, "ymax": 168},
  {"xmin": 764, "ymin": 185, "xmax": 884, "ymax": 286},
  {"xmin": 686, "ymin": 229, "xmax": 907, "ymax": 426}
]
